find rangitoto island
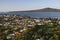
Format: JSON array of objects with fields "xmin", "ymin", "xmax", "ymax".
[
  {"xmin": 22, "ymin": 8, "xmax": 60, "ymax": 12},
  {"xmin": 7, "ymin": 8, "xmax": 60, "ymax": 13}
]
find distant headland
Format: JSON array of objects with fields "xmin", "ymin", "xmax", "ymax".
[
  {"xmin": 22, "ymin": 8, "xmax": 60, "ymax": 12},
  {"xmin": 5, "ymin": 8, "xmax": 60, "ymax": 13}
]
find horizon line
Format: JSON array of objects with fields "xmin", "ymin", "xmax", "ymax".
[{"xmin": 0, "ymin": 7, "xmax": 60, "ymax": 12}]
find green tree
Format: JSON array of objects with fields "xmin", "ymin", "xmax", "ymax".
[{"xmin": 49, "ymin": 34, "xmax": 59, "ymax": 40}]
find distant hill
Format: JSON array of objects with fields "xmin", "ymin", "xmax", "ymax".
[
  {"xmin": 7, "ymin": 8, "xmax": 60, "ymax": 13},
  {"xmin": 22, "ymin": 8, "xmax": 60, "ymax": 12}
]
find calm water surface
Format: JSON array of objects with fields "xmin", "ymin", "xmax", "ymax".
[{"xmin": 3, "ymin": 12, "xmax": 60, "ymax": 18}]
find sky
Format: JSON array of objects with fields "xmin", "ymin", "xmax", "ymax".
[{"xmin": 0, "ymin": 0, "xmax": 60, "ymax": 12}]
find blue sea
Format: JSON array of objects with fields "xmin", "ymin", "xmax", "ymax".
[
  {"xmin": 1, "ymin": 12, "xmax": 60, "ymax": 18},
  {"xmin": 19, "ymin": 12, "xmax": 60, "ymax": 18}
]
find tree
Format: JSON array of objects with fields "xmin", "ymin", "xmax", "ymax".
[{"xmin": 49, "ymin": 34, "xmax": 59, "ymax": 40}]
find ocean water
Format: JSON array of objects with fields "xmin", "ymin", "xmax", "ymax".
[
  {"xmin": 20, "ymin": 12, "xmax": 60, "ymax": 18},
  {"xmin": 2, "ymin": 12, "xmax": 60, "ymax": 18}
]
